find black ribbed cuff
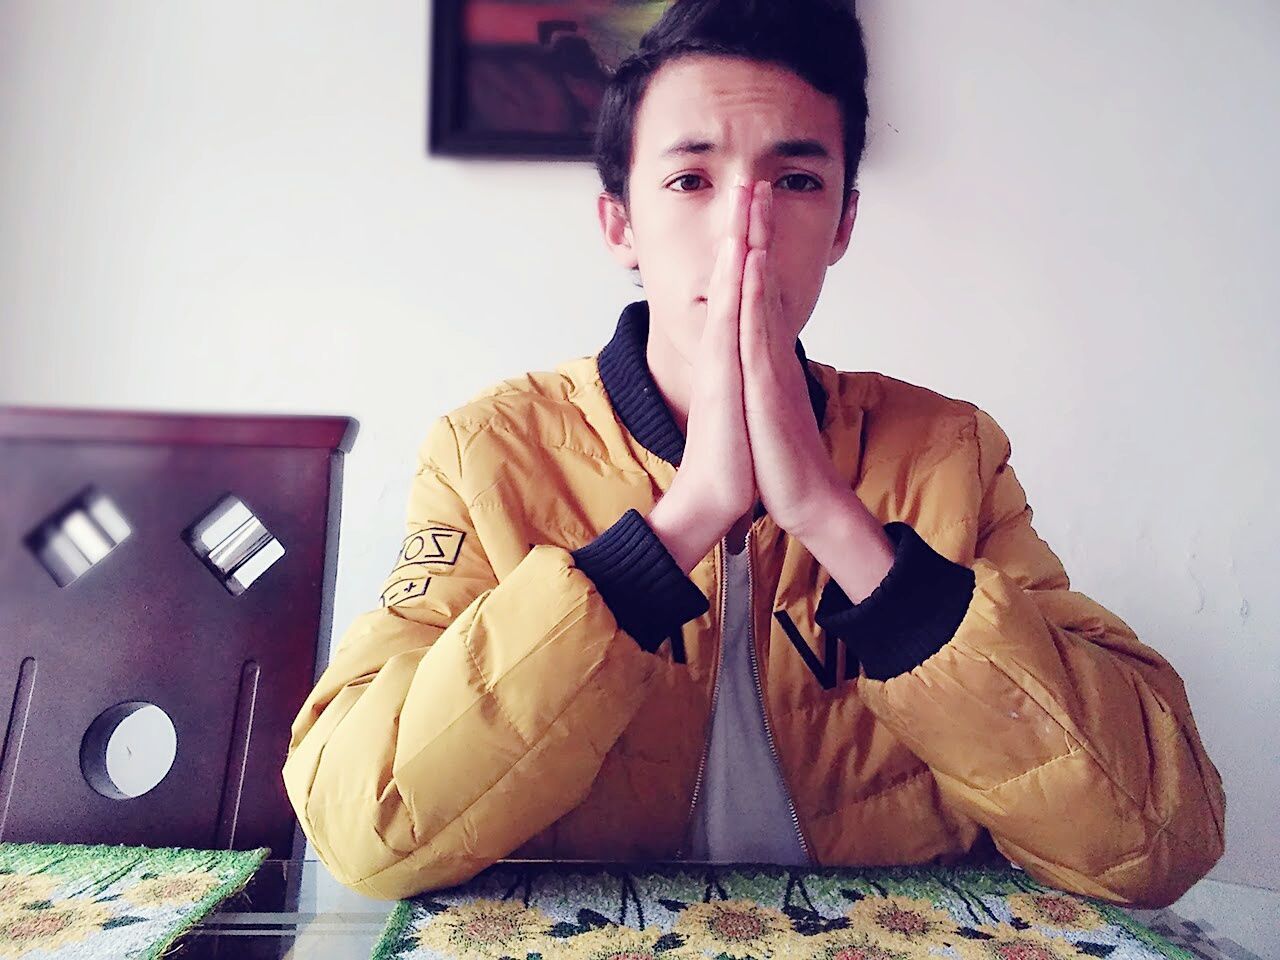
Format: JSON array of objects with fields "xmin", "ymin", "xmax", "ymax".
[
  {"xmin": 570, "ymin": 508, "xmax": 711, "ymax": 652},
  {"xmin": 814, "ymin": 521, "xmax": 976, "ymax": 681}
]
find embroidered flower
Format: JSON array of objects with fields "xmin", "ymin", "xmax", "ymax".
[
  {"xmin": 671, "ymin": 899, "xmax": 793, "ymax": 958},
  {"xmin": 1006, "ymin": 893, "xmax": 1105, "ymax": 932},
  {"xmin": 844, "ymin": 895, "xmax": 958, "ymax": 950},
  {"xmin": 121, "ymin": 869, "xmax": 222, "ymax": 908},
  {"xmin": 414, "ymin": 899, "xmax": 553, "ymax": 960},
  {"xmin": 558, "ymin": 922, "xmax": 700, "ymax": 960},
  {"xmin": 0, "ymin": 898, "xmax": 111, "ymax": 958},
  {"xmin": 953, "ymin": 924, "xmax": 1087, "ymax": 960},
  {"xmin": 0, "ymin": 872, "xmax": 59, "ymax": 910},
  {"xmin": 805, "ymin": 929, "xmax": 910, "ymax": 960}
]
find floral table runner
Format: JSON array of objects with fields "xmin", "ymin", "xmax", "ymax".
[
  {"xmin": 370, "ymin": 862, "xmax": 1194, "ymax": 960},
  {"xmin": 0, "ymin": 841, "xmax": 268, "ymax": 958}
]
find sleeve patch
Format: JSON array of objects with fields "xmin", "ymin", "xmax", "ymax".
[
  {"xmin": 393, "ymin": 526, "xmax": 466, "ymax": 570},
  {"xmin": 378, "ymin": 525, "xmax": 467, "ymax": 608},
  {"xmin": 381, "ymin": 576, "xmax": 431, "ymax": 608}
]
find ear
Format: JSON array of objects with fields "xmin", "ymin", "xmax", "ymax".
[
  {"xmin": 827, "ymin": 189, "xmax": 859, "ymax": 266},
  {"xmin": 598, "ymin": 191, "xmax": 639, "ymax": 269}
]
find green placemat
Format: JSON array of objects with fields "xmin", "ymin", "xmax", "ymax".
[
  {"xmin": 0, "ymin": 841, "xmax": 268, "ymax": 958},
  {"xmin": 371, "ymin": 863, "xmax": 1194, "ymax": 960}
]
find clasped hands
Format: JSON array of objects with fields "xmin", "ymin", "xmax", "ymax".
[
  {"xmin": 664, "ymin": 176, "xmax": 849, "ymax": 544},
  {"xmin": 649, "ymin": 175, "xmax": 896, "ymax": 600}
]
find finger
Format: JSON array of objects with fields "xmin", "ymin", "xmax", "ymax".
[
  {"xmin": 726, "ymin": 173, "xmax": 751, "ymax": 241},
  {"xmin": 703, "ymin": 179, "xmax": 751, "ymax": 360},
  {"xmin": 740, "ymin": 246, "xmax": 769, "ymax": 369},
  {"xmin": 747, "ymin": 180, "xmax": 772, "ymax": 251},
  {"xmin": 761, "ymin": 223, "xmax": 782, "ymax": 342},
  {"xmin": 707, "ymin": 179, "xmax": 749, "ymax": 297}
]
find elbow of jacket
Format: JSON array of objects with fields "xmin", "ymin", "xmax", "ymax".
[
  {"xmin": 301, "ymin": 835, "xmax": 491, "ymax": 902},
  {"xmin": 297, "ymin": 806, "xmax": 491, "ymax": 901},
  {"xmin": 1094, "ymin": 824, "xmax": 1226, "ymax": 910},
  {"xmin": 285, "ymin": 770, "xmax": 498, "ymax": 901},
  {"xmin": 301, "ymin": 834, "xmax": 490, "ymax": 901},
  {"xmin": 344, "ymin": 865, "xmax": 472, "ymax": 901},
  {"xmin": 1001, "ymin": 798, "xmax": 1226, "ymax": 910},
  {"xmin": 342, "ymin": 852, "xmax": 490, "ymax": 901}
]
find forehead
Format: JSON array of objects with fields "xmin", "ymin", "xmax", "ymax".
[{"xmin": 633, "ymin": 53, "xmax": 842, "ymax": 160}]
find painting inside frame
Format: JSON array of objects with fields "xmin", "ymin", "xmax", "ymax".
[{"xmin": 430, "ymin": 0, "xmax": 674, "ymax": 157}]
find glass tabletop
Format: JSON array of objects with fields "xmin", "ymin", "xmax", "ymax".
[{"xmin": 177, "ymin": 859, "xmax": 1277, "ymax": 960}]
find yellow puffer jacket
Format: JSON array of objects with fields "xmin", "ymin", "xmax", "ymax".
[{"xmin": 284, "ymin": 302, "xmax": 1225, "ymax": 907}]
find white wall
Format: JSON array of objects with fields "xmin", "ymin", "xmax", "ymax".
[{"xmin": 2, "ymin": 1, "xmax": 1276, "ymax": 892}]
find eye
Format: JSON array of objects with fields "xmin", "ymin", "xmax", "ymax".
[
  {"xmin": 667, "ymin": 173, "xmax": 706, "ymax": 192},
  {"xmin": 778, "ymin": 173, "xmax": 822, "ymax": 192}
]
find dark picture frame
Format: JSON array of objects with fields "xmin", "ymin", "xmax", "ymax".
[{"xmin": 428, "ymin": 0, "xmax": 672, "ymax": 158}]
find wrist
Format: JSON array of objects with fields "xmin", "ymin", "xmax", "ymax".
[
  {"xmin": 647, "ymin": 481, "xmax": 724, "ymax": 574},
  {"xmin": 797, "ymin": 488, "xmax": 896, "ymax": 604},
  {"xmin": 784, "ymin": 477, "xmax": 857, "ymax": 542}
]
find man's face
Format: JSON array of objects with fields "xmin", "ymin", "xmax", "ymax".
[{"xmin": 604, "ymin": 53, "xmax": 858, "ymax": 364}]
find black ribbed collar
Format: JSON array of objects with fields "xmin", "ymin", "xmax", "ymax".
[{"xmin": 597, "ymin": 300, "xmax": 828, "ymax": 467}]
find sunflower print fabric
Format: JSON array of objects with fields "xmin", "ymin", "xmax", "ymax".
[
  {"xmin": 0, "ymin": 841, "xmax": 267, "ymax": 959},
  {"xmin": 371, "ymin": 864, "xmax": 1194, "ymax": 960}
]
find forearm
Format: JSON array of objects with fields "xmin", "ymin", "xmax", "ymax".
[
  {"xmin": 646, "ymin": 479, "xmax": 728, "ymax": 574},
  {"xmin": 790, "ymin": 483, "xmax": 896, "ymax": 603},
  {"xmin": 569, "ymin": 486, "xmax": 714, "ymax": 651},
  {"xmin": 287, "ymin": 544, "xmax": 659, "ymax": 899},
  {"xmin": 860, "ymin": 561, "xmax": 1225, "ymax": 905}
]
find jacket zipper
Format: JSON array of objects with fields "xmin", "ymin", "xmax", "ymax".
[
  {"xmin": 744, "ymin": 528, "xmax": 813, "ymax": 864},
  {"xmin": 675, "ymin": 536, "xmax": 727, "ymax": 861},
  {"xmin": 676, "ymin": 528, "xmax": 812, "ymax": 864}
]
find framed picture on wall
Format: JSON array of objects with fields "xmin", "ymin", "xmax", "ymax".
[{"xmin": 428, "ymin": 0, "xmax": 673, "ymax": 157}]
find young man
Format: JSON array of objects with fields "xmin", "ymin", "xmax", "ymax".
[{"xmin": 283, "ymin": 0, "xmax": 1225, "ymax": 907}]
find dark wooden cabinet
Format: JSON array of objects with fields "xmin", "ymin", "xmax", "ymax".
[{"xmin": 0, "ymin": 406, "xmax": 357, "ymax": 863}]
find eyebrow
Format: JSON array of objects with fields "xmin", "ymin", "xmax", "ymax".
[{"xmin": 660, "ymin": 137, "xmax": 835, "ymax": 162}]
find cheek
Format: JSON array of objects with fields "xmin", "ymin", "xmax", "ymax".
[
  {"xmin": 640, "ymin": 209, "xmax": 714, "ymax": 282},
  {"xmin": 679, "ymin": 221, "xmax": 718, "ymax": 276}
]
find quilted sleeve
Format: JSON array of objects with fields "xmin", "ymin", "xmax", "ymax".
[
  {"xmin": 282, "ymin": 415, "xmax": 661, "ymax": 899},
  {"xmin": 841, "ymin": 408, "xmax": 1226, "ymax": 908}
]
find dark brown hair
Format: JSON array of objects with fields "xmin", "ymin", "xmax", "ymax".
[{"xmin": 594, "ymin": 0, "xmax": 869, "ymax": 214}]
